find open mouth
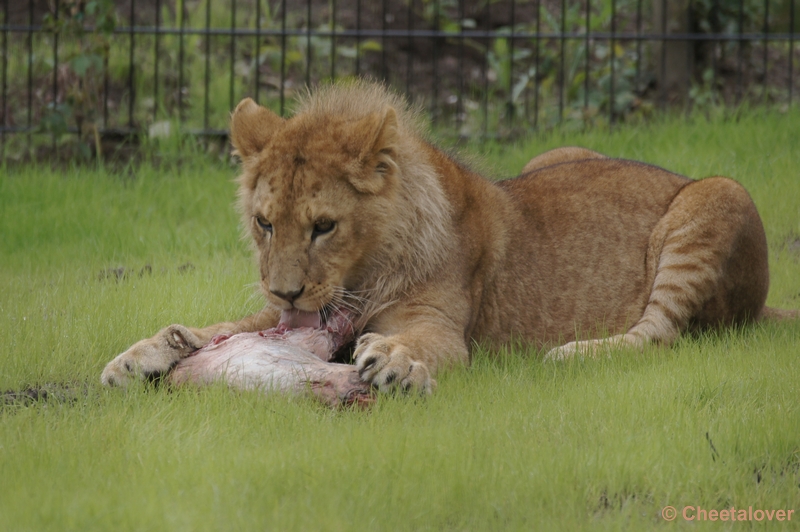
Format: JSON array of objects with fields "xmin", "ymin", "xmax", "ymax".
[
  {"xmin": 278, "ymin": 305, "xmax": 350, "ymax": 331},
  {"xmin": 278, "ymin": 308, "xmax": 323, "ymax": 329},
  {"xmin": 277, "ymin": 307, "xmax": 355, "ymax": 351}
]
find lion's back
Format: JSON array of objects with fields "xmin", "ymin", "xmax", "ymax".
[{"xmin": 480, "ymin": 158, "xmax": 691, "ymax": 346}]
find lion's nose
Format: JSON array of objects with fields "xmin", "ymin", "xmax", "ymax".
[{"xmin": 270, "ymin": 285, "xmax": 305, "ymax": 303}]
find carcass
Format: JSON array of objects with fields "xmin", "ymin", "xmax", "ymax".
[{"xmin": 168, "ymin": 309, "xmax": 373, "ymax": 407}]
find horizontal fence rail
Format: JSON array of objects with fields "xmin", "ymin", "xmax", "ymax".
[{"xmin": 0, "ymin": 0, "xmax": 798, "ymax": 157}]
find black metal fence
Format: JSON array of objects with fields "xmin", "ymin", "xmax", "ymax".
[{"xmin": 1, "ymin": 0, "xmax": 798, "ymax": 154}]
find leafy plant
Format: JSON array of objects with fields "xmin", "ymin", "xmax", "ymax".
[{"xmin": 41, "ymin": 0, "xmax": 117, "ymax": 158}]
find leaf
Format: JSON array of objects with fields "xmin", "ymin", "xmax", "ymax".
[
  {"xmin": 511, "ymin": 73, "xmax": 531, "ymax": 104},
  {"xmin": 512, "ymin": 49, "xmax": 532, "ymax": 62},
  {"xmin": 337, "ymin": 46, "xmax": 357, "ymax": 59},
  {"xmin": 78, "ymin": 142, "xmax": 93, "ymax": 161},
  {"xmin": 71, "ymin": 54, "xmax": 103, "ymax": 77},
  {"xmin": 285, "ymin": 50, "xmax": 304, "ymax": 65},
  {"xmin": 359, "ymin": 40, "xmax": 382, "ymax": 53},
  {"xmin": 493, "ymin": 38, "xmax": 509, "ymax": 59},
  {"xmin": 97, "ymin": 15, "xmax": 116, "ymax": 34},
  {"xmin": 39, "ymin": 103, "xmax": 72, "ymax": 140},
  {"xmin": 442, "ymin": 20, "xmax": 460, "ymax": 34},
  {"xmin": 71, "ymin": 55, "xmax": 94, "ymax": 77}
]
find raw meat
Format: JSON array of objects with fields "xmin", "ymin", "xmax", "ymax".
[{"xmin": 168, "ymin": 310, "xmax": 373, "ymax": 407}]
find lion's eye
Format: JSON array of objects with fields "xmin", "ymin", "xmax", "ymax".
[
  {"xmin": 255, "ymin": 216, "xmax": 272, "ymax": 234},
  {"xmin": 312, "ymin": 219, "xmax": 336, "ymax": 238}
]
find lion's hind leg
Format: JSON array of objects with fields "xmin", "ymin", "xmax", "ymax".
[{"xmin": 546, "ymin": 176, "xmax": 769, "ymax": 361}]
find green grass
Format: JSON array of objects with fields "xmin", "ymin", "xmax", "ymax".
[{"xmin": 1, "ymin": 110, "xmax": 799, "ymax": 531}]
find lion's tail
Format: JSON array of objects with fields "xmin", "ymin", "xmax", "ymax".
[{"xmin": 760, "ymin": 306, "xmax": 800, "ymax": 322}]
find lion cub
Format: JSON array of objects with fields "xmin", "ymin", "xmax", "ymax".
[{"xmin": 102, "ymin": 81, "xmax": 798, "ymax": 393}]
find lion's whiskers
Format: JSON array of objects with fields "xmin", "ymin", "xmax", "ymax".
[{"xmin": 236, "ymin": 283, "xmax": 268, "ymax": 315}]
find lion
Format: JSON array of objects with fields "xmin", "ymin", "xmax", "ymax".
[{"xmin": 101, "ymin": 80, "xmax": 799, "ymax": 393}]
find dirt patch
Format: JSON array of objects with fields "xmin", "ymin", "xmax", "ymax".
[
  {"xmin": 96, "ymin": 262, "xmax": 194, "ymax": 282},
  {"xmin": 785, "ymin": 235, "xmax": 800, "ymax": 256},
  {"xmin": 1, "ymin": 383, "xmax": 86, "ymax": 408}
]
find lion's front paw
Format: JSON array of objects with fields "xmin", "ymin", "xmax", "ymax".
[
  {"xmin": 353, "ymin": 333, "xmax": 436, "ymax": 395},
  {"xmin": 101, "ymin": 324, "xmax": 204, "ymax": 387}
]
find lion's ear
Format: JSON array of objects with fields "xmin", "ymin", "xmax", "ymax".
[
  {"xmin": 230, "ymin": 98, "xmax": 284, "ymax": 158},
  {"xmin": 347, "ymin": 107, "xmax": 399, "ymax": 194},
  {"xmin": 359, "ymin": 107, "xmax": 398, "ymax": 161}
]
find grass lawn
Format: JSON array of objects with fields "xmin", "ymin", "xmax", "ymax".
[{"xmin": 1, "ymin": 110, "xmax": 799, "ymax": 531}]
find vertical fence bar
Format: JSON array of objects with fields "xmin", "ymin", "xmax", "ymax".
[
  {"xmin": 381, "ymin": 0, "xmax": 387, "ymax": 82},
  {"xmin": 558, "ymin": 0, "xmax": 565, "ymax": 121},
  {"xmin": 128, "ymin": 0, "xmax": 135, "ymax": 130},
  {"xmin": 355, "ymin": 0, "xmax": 361, "ymax": 75},
  {"xmin": 762, "ymin": 0, "xmax": 769, "ymax": 103},
  {"xmin": 431, "ymin": 0, "xmax": 439, "ymax": 123},
  {"xmin": 685, "ymin": 4, "xmax": 691, "ymax": 114},
  {"xmin": 103, "ymin": 26, "xmax": 109, "ymax": 128},
  {"xmin": 406, "ymin": 0, "xmax": 413, "ymax": 94},
  {"xmin": 153, "ymin": 0, "xmax": 160, "ymax": 123},
  {"xmin": 255, "ymin": 0, "xmax": 261, "ymax": 102},
  {"xmin": 1, "ymin": 0, "xmax": 7, "ymax": 151},
  {"xmin": 203, "ymin": 0, "xmax": 210, "ymax": 130},
  {"xmin": 790, "ymin": 0, "xmax": 795, "ymax": 106},
  {"xmin": 659, "ymin": 0, "xmax": 666, "ymax": 110},
  {"xmin": 306, "ymin": 0, "xmax": 312, "ymax": 87},
  {"xmin": 584, "ymin": 0, "xmax": 590, "ymax": 112},
  {"xmin": 178, "ymin": 0, "xmax": 186, "ymax": 124},
  {"xmin": 507, "ymin": 0, "xmax": 515, "ymax": 127},
  {"xmin": 522, "ymin": 2, "xmax": 531, "ymax": 127},
  {"xmin": 482, "ymin": 1, "xmax": 490, "ymax": 136},
  {"xmin": 330, "ymin": 0, "xmax": 336, "ymax": 81},
  {"xmin": 230, "ymin": 0, "xmax": 236, "ymax": 115},
  {"xmin": 280, "ymin": 0, "xmax": 286, "ymax": 115},
  {"xmin": 534, "ymin": 0, "xmax": 540, "ymax": 128},
  {"xmin": 635, "ymin": 0, "xmax": 642, "ymax": 94},
  {"xmin": 51, "ymin": 0, "xmax": 59, "ymax": 148},
  {"xmin": 457, "ymin": 0, "xmax": 464, "ymax": 128},
  {"xmin": 736, "ymin": 0, "xmax": 744, "ymax": 103},
  {"xmin": 522, "ymin": 0, "xmax": 531, "ymax": 125},
  {"xmin": 712, "ymin": 0, "xmax": 719, "ymax": 106},
  {"xmin": 27, "ymin": 0, "xmax": 33, "ymax": 149},
  {"xmin": 609, "ymin": 0, "xmax": 616, "ymax": 124}
]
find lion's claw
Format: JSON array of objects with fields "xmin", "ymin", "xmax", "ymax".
[{"xmin": 354, "ymin": 333, "xmax": 435, "ymax": 394}]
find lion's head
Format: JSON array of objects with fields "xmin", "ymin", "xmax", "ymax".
[{"xmin": 229, "ymin": 81, "xmax": 453, "ymax": 328}]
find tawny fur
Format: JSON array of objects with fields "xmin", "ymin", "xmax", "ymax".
[
  {"xmin": 520, "ymin": 146, "xmax": 607, "ymax": 174},
  {"xmin": 101, "ymin": 80, "xmax": 798, "ymax": 392}
]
